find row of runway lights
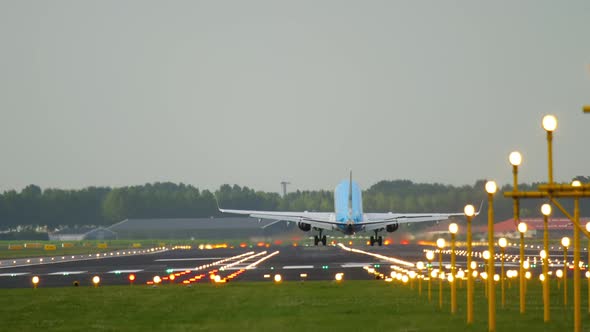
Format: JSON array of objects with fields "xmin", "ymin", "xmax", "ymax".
[
  {"xmin": 3, "ymin": 247, "xmax": 167, "ymax": 266},
  {"xmin": 29, "ymin": 250, "xmax": 285, "ymax": 288},
  {"xmin": 435, "ymin": 248, "xmax": 586, "ymax": 270}
]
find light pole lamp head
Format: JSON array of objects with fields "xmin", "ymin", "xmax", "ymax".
[
  {"xmin": 509, "ymin": 151, "xmax": 522, "ymax": 166},
  {"xmin": 586, "ymin": 222, "xmax": 590, "ymax": 233},
  {"xmin": 541, "ymin": 204, "xmax": 552, "ymax": 216},
  {"xmin": 416, "ymin": 261, "xmax": 425, "ymax": 270},
  {"xmin": 572, "ymin": 180, "xmax": 582, "ymax": 187},
  {"xmin": 485, "ymin": 181, "xmax": 497, "ymax": 194},
  {"xmin": 436, "ymin": 238, "xmax": 446, "ymax": 249},
  {"xmin": 483, "ymin": 250, "xmax": 490, "ymax": 260},
  {"xmin": 426, "ymin": 251, "xmax": 436, "ymax": 262},
  {"xmin": 518, "ymin": 222, "xmax": 527, "ymax": 234},
  {"xmin": 540, "ymin": 250, "xmax": 547, "ymax": 259},
  {"xmin": 464, "ymin": 204, "xmax": 475, "ymax": 217},
  {"xmin": 498, "ymin": 238, "xmax": 507, "ymax": 248},
  {"xmin": 561, "ymin": 236, "xmax": 570, "ymax": 248},
  {"xmin": 542, "ymin": 115, "xmax": 558, "ymax": 132},
  {"xmin": 449, "ymin": 223, "xmax": 458, "ymax": 234}
]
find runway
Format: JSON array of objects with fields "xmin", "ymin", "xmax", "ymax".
[{"xmin": 0, "ymin": 243, "xmax": 578, "ymax": 288}]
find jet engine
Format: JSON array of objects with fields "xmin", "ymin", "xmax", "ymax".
[
  {"xmin": 386, "ymin": 223, "xmax": 399, "ymax": 232},
  {"xmin": 298, "ymin": 222, "xmax": 311, "ymax": 232}
]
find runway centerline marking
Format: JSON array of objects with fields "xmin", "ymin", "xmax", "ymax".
[
  {"xmin": 154, "ymin": 258, "xmax": 223, "ymax": 262},
  {"xmin": 341, "ymin": 263, "xmax": 372, "ymax": 268},
  {"xmin": 283, "ymin": 265, "xmax": 314, "ymax": 269},
  {"xmin": 48, "ymin": 271, "xmax": 87, "ymax": 275},
  {"xmin": 108, "ymin": 269, "xmax": 143, "ymax": 274},
  {"xmin": 0, "ymin": 272, "xmax": 30, "ymax": 277}
]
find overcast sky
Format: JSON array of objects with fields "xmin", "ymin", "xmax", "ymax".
[{"xmin": 1, "ymin": 1, "xmax": 589, "ymax": 193}]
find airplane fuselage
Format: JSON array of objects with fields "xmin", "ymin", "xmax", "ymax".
[{"xmin": 334, "ymin": 179, "xmax": 364, "ymax": 235}]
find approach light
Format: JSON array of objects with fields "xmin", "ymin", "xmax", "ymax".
[
  {"xmin": 128, "ymin": 274, "xmax": 136, "ymax": 282},
  {"xmin": 586, "ymin": 222, "xmax": 590, "ymax": 233},
  {"xmin": 556, "ymin": 269, "xmax": 563, "ymax": 278},
  {"xmin": 499, "ymin": 238, "xmax": 507, "ymax": 248},
  {"xmin": 449, "ymin": 223, "xmax": 458, "ymax": 234},
  {"xmin": 274, "ymin": 274, "xmax": 282, "ymax": 283},
  {"xmin": 541, "ymin": 204, "xmax": 552, "ymax": 216},
  {"xmin": 335, "ymin": 273, "xmax": 344, "ymax": 282},
  {"xmin": 509, "ymin": 151, "xmax": 522, "ymax": 166},
  {"xmin": 464, "ymin": 204, "xmax": 475, "ymax": 217},
  {"xmin": 32, "ymin": 276, "xmax": 40, "ymax": 288},
  {"xmin": 483, "ymin": 250, "xmax": 490, "ymax": 260},
  {"xmin": 153, "ymin": 276, "xmax": 162, "ymax": 284},
  {"xmin": 525, "ymin": 271, "xmax": 532, "ymax": 280},
  {"xmin": 426, "ymin": 251, "xmax": 435, "ymax": 261},
  {"xmin": 540, "ymin": 250, "xmax": 547, "ymax": 259},
  {"xmin": 540, "ymin": 274, "xmax": 546, "ymax": 282},
  {"xmin": 416, "ymin": 261, "xmax": 425, "ymax": 270},
  {"xmin": 485, "ymin": 181, "xmax": 497, "ymax": 194},
  {"xmin": 494, "ymin": 274, "xmax": 500, "ymax": 282},
  {"xmin": 436, "ymin": 238, "xmax": 445, "ymax": 249},
  {"xmin": 518, "ymin": 222, "xmax": 527, "ymax": 234},
  {"xmin": 561, "ymin": 237, "xmax": 570, "ymax": 248},
  {"xmin": 542, "ymin": 115, "xmax": 557, "ymax": 132},
  {"xmin": 92, "ymin": 276, "xmax": 100, "ymax": 287}
]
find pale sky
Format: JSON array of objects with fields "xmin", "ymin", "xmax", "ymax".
[{"xmin": 1, "ymin": 1, "xmax": 589, "ymax": 193}]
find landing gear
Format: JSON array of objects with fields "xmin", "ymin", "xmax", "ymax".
[
  {"xmin": 370, "ymin": 231, "xmax": 383, "ymax": 246},
  {"xmin": 314, "ymin": 230, "xmax": 327, "ymax": 246}
]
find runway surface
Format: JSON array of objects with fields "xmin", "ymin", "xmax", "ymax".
[{"xmin": 0, "ymin": 243, "xmax": 582, "ymax": 288}]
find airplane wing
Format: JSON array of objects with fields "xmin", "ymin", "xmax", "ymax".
[
  {"xmin": 361, "ymin": 201, "xmax": 483, "ymax": 231},
  {"xmin": 218, "ymin": 208, "xmax": 340, "ymax": 231},
  {"xmin": 360, "ymin": 212, "xmax": 465, "ymax": 231}
]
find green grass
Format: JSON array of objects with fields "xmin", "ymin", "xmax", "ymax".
[{"xmin": 1, "ymin": 279, "xmax": 589, "ymax": 331}]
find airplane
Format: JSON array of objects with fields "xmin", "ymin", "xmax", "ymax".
[{"xmin": 219, "ymin": 173, "xmax": 477, "ymax": 246}]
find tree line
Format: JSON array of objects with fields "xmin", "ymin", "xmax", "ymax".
[{"xmin": 0, "ymin": 177, "xmax": 588, "ymax": 229}]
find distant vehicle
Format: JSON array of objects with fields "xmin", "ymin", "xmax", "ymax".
[{"xmin": 220, "ymin": 172, "xmax": 476, "ymax": 246}]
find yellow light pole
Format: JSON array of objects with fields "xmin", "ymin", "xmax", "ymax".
[
  {"xmin": 518, "ymin": 221, "xmax": 527, "ymax": 314},
  {"xmin": 483, "ymin": 250, "xmax": 490, "ymax": 298},
  {"xmin": 540, "ymin": 249, "xmax": 550, "ymax": 321},
  {"xmin": 499, "ymin": 237, "xmax": 507, "ymax": 309},
  {"xmin": 562, "ymin": 236, "xmax": 571, "ymax": 307},
  {"xmin": 437, "ymin": 238, "xmax": 446, "ymax": 310},
  {"xmin": 587, "ymin": 222, "xmax": 590, "ymax": 314},
  {"xmin": 464, "ymin": 204, "xmax": 476, "ymax": 324},
  {"xmin": 572, "ymin": 180, "xmax": 582, "ymax": 331},
  {"xmin": 485, "ymin": 179, "xmax": 497, "ymax": 332},
  {"xmin": 426, "ymin": 251, "xmax": 435, "ymax": 302},
  {"xmin": 449, "ymin": 222, "xmax": 459, "ymax": 314},
  {"xmin": 541, "ymin": 203, "xmax": 552, "ymax": 322},
  {"xmin": 542, "ymin": 115, "xmax": 557, "ymax": 183},
  {"xmin": 417, "ymin": 261, "xmax": 425, "ymax": 296}
]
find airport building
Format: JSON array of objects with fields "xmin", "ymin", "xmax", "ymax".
[
  {"xmin": 106, "ymin": 217, "xmax": 291, "ymax": 239},
  {"xmin": 48, "ymin": 227, "xmax": 117, "ymax": 241}
]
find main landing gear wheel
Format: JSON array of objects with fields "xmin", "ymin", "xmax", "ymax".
[
  {"xmin": 314, "ymin": 234, "xmax": 328, "ymax": 246},
  {"xmin": 370, "ymin": 236, "xmax": 383, "ymax": 246}
]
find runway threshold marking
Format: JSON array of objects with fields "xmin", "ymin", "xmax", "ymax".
[
  {"xmin": 282, "ymin": 265, "xmax": 314, "ymax": 269},
  {"xmin": 48, "ymin": 271, "xmax": 87, "ymax": 275}
]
